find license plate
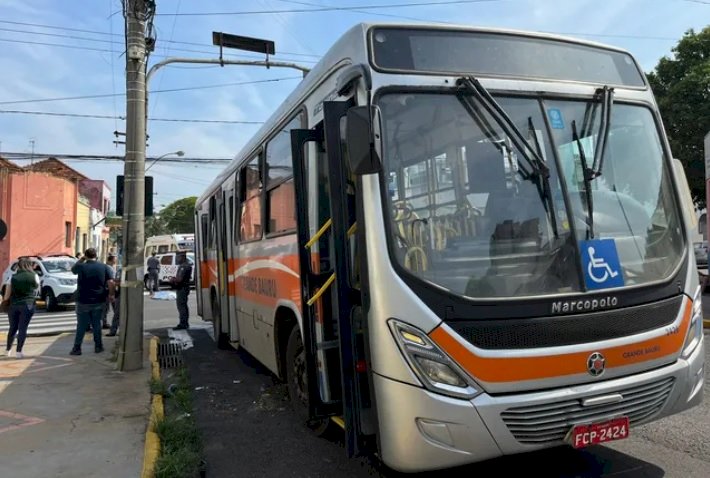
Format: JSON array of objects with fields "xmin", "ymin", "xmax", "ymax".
[{"xmin": 568, "ymin": 416, "xmax": 630, "ymax": 448}]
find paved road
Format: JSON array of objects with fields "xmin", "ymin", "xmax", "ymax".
[
  {"xmin": 170, "ymin": 328, "xmax": 709, "ymax": 478},
  {"xmin": 0, "ymin": 288, "xmax": 198, "ymax": 336}
]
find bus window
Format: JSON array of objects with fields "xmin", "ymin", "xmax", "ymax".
[
  {"xmin": 266, "ymin": 114, "xmax": 302, "ymax": 235},
  {"xmin": 201, "ymin": 214, "xmax": 209, "ymax": 255},
  {"xmin": 240, "ymin": 156, "xmax": 262, "ymax": 241},
  {"xmin": 158, "ymin": 245, "xmax": 169, "ymax": 254}
]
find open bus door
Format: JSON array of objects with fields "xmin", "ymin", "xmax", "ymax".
[
  {"xmin": 214, "ymin": 192, "xmax": 233, "ymax": 349},
  {"xmin": 291, "ymin": 101, "xmax": 374, "ymax": 458}
]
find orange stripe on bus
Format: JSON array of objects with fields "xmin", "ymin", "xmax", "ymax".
[{"xmin": 430, "ymin": 298, "xmax": 692, "ymax": 383}]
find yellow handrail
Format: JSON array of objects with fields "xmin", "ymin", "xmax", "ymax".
[
  {"xmin": 307, "ymin": 273, "xmax": 336, "ymax": 306},
  {"xmin": 305, "ymin": 219, "xmax": 332, "ymax": 249}
]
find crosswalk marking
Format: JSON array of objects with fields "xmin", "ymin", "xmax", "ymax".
[{"xmin": 0, "ymin": 312, "xmax": 77, "ymax": 336}]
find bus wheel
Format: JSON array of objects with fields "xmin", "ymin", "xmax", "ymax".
[
  {"xmin": 211, "ymin": 294, "xmax": 230, "ymax": 350},
  {"xmin": 285, "ymin": 325, "xmax": 331, "ymax": 436}
]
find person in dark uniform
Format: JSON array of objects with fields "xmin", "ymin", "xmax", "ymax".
[
  {"xmin": 147, "ymin": 252, "xmax": 160, "ymax": 297},
  {"xmin": 172, "ymin": 252, "xmax": 192, "ymax": 330}
]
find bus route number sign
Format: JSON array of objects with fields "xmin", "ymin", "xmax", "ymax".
[{"xmin": 568, "ymin": 416, "xmax": 630, "ymax": 448}]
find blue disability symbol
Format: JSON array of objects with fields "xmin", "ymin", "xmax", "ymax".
[
  {"xmin": 580, "ymin": 239, "xmax": 624, "ymax": 290},
  {"xmin": 548, "ymin": 108, "xmax": 565, "ymax": 129}
]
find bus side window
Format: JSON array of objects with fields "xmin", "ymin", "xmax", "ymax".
[
  {"xmin": 239, "ymin": 155, "xmax": 263, "ymax": 242},
  {"xmin": 201, "ymin": 214, "xmax": 209, "ymax": 255}
]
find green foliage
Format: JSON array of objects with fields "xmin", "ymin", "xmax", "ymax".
[
  {"xmin": 154, "ymin": 366, "xmax": 204, "ymax": 478},
  {"xmin": 647, "ymin": 26, "xmax": 710, "ymax": 207},
  {"xmin": 146, "ymin": 196, "xmax": 197, "ymax": 236}
]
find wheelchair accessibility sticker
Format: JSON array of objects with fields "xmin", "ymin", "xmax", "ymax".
[{"xmin": 580, "ymin": 239, "xmax": 624, "ymax": 290}]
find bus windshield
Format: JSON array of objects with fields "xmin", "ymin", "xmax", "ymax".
[{"xmin": 378, "ymin": 92, "xmax": 684, "ymax": 299}]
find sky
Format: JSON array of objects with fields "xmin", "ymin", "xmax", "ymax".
[{"xmin": 0, "ymin": 0, "xmax": 707, "ymax": 209}]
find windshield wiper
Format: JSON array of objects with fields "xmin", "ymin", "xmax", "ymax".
[
  {"xmin": 590, "ymin": 85, "xmax": 614, "ymax": 179},
  {"xmin": 456, "ymin": 76, "xmax": 550, "ymax": 179},
  {"xmin": 528, "ymin": 117, "xmax": 558, "ymax": 238},
  {"xmin": 572, "ymin": 120, "xmax": 595, "ymax": 239}
]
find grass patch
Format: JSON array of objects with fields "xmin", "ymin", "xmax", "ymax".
[{"xmin": 154, "ymin": 367, "xmax": 205, "ymax": 478}]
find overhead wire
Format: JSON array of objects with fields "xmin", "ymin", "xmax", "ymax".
[
  {"xmin": 0, "ymin": 19, "xmax": 323, "ymax": 57},
  {"xmin": 0, "ymin": 31, "xmax": 319, "ymax": 63},
  {"xmin": 0, "ymin": 110, "xmax": 266, "ymax": 124},
  {"xmin": 108, "ymin": 0, "xmax": 120, "ymax": 132},
  {"xmin": 153, "ymin": 0, "xmax": 505, "ymax": 16},
  {"xmin": 0, "ymin": 76, "xmax": 301, "ymax": 105},
  {"xmin": 151, "ymin": 0, "xmax": 182, "ymax": 117}
]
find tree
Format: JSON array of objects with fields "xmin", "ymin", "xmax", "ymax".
[
  {"xmin": 647, "ymin": 26, "xmax": 710, "ymax": 207},
  {"xmin": 146, "ymin": 196, "xmax": 197, "ymax": 236}
]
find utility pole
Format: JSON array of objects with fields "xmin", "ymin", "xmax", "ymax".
[{"xmin": 118, "ymin": 0, "xmax": 148, "ymax": 371}]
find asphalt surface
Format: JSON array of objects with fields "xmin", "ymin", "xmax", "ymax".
[{"xmin": 165, "ymin": 326, "xmax": 710, "ymax": 478}]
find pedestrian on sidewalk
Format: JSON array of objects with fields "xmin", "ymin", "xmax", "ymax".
[
  {"xmin": 2, "ymin": 258, "xmax": 40, "ymax": 358},
  {"xmin": 70, "ymin": 248, "xmax": 115, "ymax": 355},
  {"xmin": 106, "ymin": 267, "xmax": 121, "ymax": 337},
  {"xmin": 147, "ymin": 251, "xmax": 160, "ymax": 297},
  {"xmin": 101, "ymin": 254, "xmax": 118, "ymax": 330},
  {"xmin": 171, "ymin": 251, "xmax": 192, "ymax": 330}
]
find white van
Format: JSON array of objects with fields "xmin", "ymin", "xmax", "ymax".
[
  {"xmin": 144, "ymin": 234, "xmax": 194, "ymax": 258},
  {"xmin": 143, "ymin": 251, "xmax": 194, "ymax": 290}
]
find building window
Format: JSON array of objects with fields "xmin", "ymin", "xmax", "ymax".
[{"xmin": 65, "ymin": 222, "xmax": 72, "ymax": 248}]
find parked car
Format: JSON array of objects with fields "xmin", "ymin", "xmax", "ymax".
[
  {"xmin": 1, "ymin": 254, "xmax": 77, "ymax": 311},
  {"xmin": 693, "ymin": 241, "xmax": 708, "ymax": 268},
  {"xmin": 143, "ymin": 251, "xmax": 195, "ymax": 290}
]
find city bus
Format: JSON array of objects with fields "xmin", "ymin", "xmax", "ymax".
[{"xmin": 194, "ymin": 23, "xmax": 705, "ymax": 472}]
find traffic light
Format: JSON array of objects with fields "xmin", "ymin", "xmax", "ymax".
[{"xmin": 116, "ymin": 175, "xmax": 154, "ymax": 217}]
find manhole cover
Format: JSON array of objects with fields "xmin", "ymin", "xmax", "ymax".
[{"xmin": 158, "ymin": 342, "xmax": 184, "ymax": 369}]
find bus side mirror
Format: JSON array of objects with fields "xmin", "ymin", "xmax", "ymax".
[{"xmin": 346, "ymin": 106, "xmax": 382, "ymax": 175}]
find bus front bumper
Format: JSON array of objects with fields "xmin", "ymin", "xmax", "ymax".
[{"xmin": 373, "ymin": 341, "xmax": 704, "ymax": 473}]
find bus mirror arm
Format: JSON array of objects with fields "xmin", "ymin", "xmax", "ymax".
[{"xmin": 346, "ymin": 105, "xmax": 382, "ymax": 176}]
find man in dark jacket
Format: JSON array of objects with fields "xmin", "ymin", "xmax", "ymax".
[
  {"xmin": 70, "ymin": 248, "xmax": 115, "ymax": 355},
  {"xmin": 172, "ymin": 252, "xmax": 192, "ymax": 330}
]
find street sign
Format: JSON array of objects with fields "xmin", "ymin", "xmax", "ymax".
[{"xmin": 212, "ymin": 31, "xmax": 275, "ymax": 55}]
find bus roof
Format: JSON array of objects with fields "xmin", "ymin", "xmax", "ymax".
[{"xmin": 196, "ymin": 22, "xmax": 639, "ymax": 205}]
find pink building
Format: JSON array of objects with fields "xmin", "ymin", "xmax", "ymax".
[
  {"xmin": 25, "ymin": 158, "xmax": 112, "ymax": 260},
  {"xmin": 0, "ymin": 157, "xmax": 78, "ymax": 273}
]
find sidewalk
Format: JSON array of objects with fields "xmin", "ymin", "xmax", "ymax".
[{"xmin": 0, "ymin": 332, "xmax": 151, "ymax": 478}]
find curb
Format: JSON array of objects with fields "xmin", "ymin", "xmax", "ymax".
[{"xmin": 142, "ymin": 336, "xmax": 163, "ymax": 478}]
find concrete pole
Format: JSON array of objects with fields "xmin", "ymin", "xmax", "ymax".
[
  {"xmin": 118, "ymin": 0, "xmax": 147, "ymax": 371},
  {"xmin": 705, "ymin": 131, "xmax": 710, "ymax": 241}
]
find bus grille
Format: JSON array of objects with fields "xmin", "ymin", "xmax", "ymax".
[
  {"xmin": 500, "ymin": 377, "xmax": 675, "ymax": 445},
  {"xmin": 447, "ymin": 295, "xmax": 682, "ymax": 349}
]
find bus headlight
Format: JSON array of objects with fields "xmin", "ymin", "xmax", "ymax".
[
  {"xmin": 388, "ymin": 319, "xmax": 481, "ymax": 400},
  {"xmin": 682, "ymin": 286, "xmax": 704, "ymax": 359}
]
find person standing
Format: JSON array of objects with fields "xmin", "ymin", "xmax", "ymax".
[
  {"xmin": 106, "ymin": 266, "xmax": 121, "ymax": 337},
  {"xmin": 101, "ymin": 254, "xmax": 118, "ymax": 329},
  {"xmin": 147, "ymin": 251, "xmax": 160, "ymax": 297},
  {"xmin": 172, "ymin": 252, "xmax": 193, "ymax": 330},
  {"xmin": 2, "ymin": 258, "xmax": 40, "ymax": 358},
  {"xmin": 70, "ymin": 248, "xmax": 115, "ymax": 355}
]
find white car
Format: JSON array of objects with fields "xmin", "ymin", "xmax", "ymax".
[
  {"xmin": 143, "ymin": 251, "xmax": 195, "ymax": 290},
  {"xmin": 1, "ymin": 254, "xmax": 78, "ymax": 311}
]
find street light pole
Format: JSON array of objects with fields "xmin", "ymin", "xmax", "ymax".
[
  {"xmin": 145, "ymin": 150, "xmax": 184, "ymax": 172},
  {"xmin": 118, "ymin": 0, "xmax": 148, "ymax": 372}
]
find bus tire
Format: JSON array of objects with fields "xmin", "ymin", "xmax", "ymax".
[
  {"xmin": 285, "ymin": 325, "xmax": 331, "ymax": 436},
  {"xmin": 211, "ymin": 294, "xmax": 230, "ymax": 350}
]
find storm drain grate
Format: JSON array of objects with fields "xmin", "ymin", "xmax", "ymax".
[{"xmin": 157, "ymin": 342, "xmax": 184, "ymax": 369}]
